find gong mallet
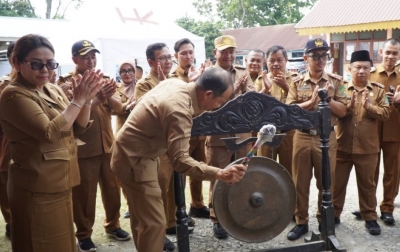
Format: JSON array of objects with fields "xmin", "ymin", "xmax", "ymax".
[
  {"xmin": 241, "ymin": 124, "xmax": 277, "ymax": 166},
  {"xmin": 228, "ymin": 125, "xmax": 276, "ymax": 185}
]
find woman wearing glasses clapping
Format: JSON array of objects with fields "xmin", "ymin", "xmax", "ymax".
[{"xmin": 0, "ymin": 34, "xmax": 102, "ymax": 252}]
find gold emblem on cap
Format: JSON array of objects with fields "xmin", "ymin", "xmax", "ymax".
[
  {"xmin": 222, "ymin": 36, "xmax": 233, "ymax": 45},
  {"xmin": 315, "ymin": 38, "xmax": 323, "ymax": 47},
  {"xmin": 82, "ymin": 40, "xmax": 92, "ymax": 47}
]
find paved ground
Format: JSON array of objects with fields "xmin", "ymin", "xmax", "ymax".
[{"xmin": 0, "ymin": 156, "xmax": 400, "ymax": 251}]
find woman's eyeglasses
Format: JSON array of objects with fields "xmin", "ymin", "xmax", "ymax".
[
  {"xmin": 120, "ymin": 68, "xmax": 135, "ymax": 75},
  {"xmin": 24, "ymin": 60, "xmax": 59, "ymax": 70}
]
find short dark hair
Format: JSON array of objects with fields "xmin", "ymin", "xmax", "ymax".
[
  {"xmin": 383, "ymin": 38, "xmax": 400, "ymax": 47},
  {"xmin": 247, "ymin": 49, "xmax": 265, "ymax": 58},
  {"xmin": 11, "ymin": 34, "xmax": 55, "ymax": 79},
  {"xmin": 174, "ymin": 38, "xmax": 195, "ymax": 53},
  {"xmin": 146, "ymin": 43, "xmax": 167, "ymax": 59},
  {"xmin": 7, "ymin": 42, "xmax": 15, "ymax": 59},
  {"xmin": 135, "ymin": 65, "xmax": 143, "ymax": 72},
  {"xmin": 266, "ymin": 45, "xmax": 288, "ymax": 60},
  {"xmin": 195, "ymin": 68, "xmax": 232, "ymax": 96}
]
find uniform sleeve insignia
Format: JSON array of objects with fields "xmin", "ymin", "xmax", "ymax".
[
  {"xmin": 339, "ymin": 84, "xmax": 346, "ymax": 96},
  {"xmin": 6, "ymin": 93, "xmax": 21, "ymax": 103},
  {"xmin": 371, "ymin": 81, "xmax": 385, "ymax": 89},
  {"xmin": 327, "ymin": 72, "xmax": 343, "ymax": 81}
]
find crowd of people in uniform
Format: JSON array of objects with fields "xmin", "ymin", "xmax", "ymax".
[{"xmin": 0, "ymin": 32, "xmax": 399, "ymax": 252}]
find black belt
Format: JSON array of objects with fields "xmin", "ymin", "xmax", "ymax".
[{"xmin": 299, "ymin": 127, "xmax": 334, "ymax": 136}]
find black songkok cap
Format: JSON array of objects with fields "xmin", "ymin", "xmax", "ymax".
[{"xmin": 350, "ymin": 50, "xmax": 371, "ymax": 63}]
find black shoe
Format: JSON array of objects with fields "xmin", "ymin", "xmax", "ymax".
[
  {"xmin": 380, "ymin": 212, "xmax": 395, "ymax": 225},
  {"xmin": 365, "ymin": 220, "xmax": 381, "ymax": 235},
  {"xmin": 352, "ymin": 210, "xmax": 362, "ymax": 219},
  {"xmin": 77, "ymin": 237, "xmax": 97, "ymax": 252},
  {"xmin": 5, "ymin": 223, "xmax": 10, "ymax": 238},
  {"xmin": 106, "ymin": 228, "xmax": 131, "ymax": 241},
  {"xmin": 334, "ymin": 217, "xmax": 341, "ymax": 225},
  {"xmin": 187, "ymin": 215, "xmax": 195, "ymax": 227},
  {"xmin": 213, "ymin": 223, "xmax": 228, "ymax": 239},
  {"xmin": 188, "ymin": 206, "xmax": 210, "ymax": 218},
  {"xmin": 123, "ymin": 211, "xmax": 130, "ymax": 218},
  {"xmin": 287, "ymin": 224, "xmax": 309, "ymax": 241},
  {"xmin": 166, "ymin": 226, "xmax": 194, "ymax": 235},
  {"xmin": 164, "ymin": 237, "xmax": 176, "ymax": 251}
]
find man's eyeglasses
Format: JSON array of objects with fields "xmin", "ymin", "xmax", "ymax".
[
  {"xmin": 120, "ymin": 68, "xmax": 135, "ymax": 75},
  {"xmin": 155, "ymin": 55, "xmax": 173, "ymax": 63},
  {"xmin": 24, "ymin": 60, "xmax": 59, "ymax": 70},
  {"xmin": 307, "ymin": 53, "xmax": 330, "ymax": 61}
]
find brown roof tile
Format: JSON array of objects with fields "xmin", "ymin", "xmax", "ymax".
[
  {"xmin": 296, "ymin": 0, "xmax": 400, "ymax": 29},
  {"xmin": 222, "ymin": 24, "xmax": 324, "ymax": 52}
]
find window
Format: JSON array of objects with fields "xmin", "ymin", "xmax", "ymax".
[
  {"xmin": 373, "ymin": 41, "xmax": 385, "ymax": 62},
  {"xmin": 393, "ymin": 28, "xmax": 400, "ymax": 40},
  {"xmin": 345, "ymin": 42, "xmax": 356, "ymax": 61},
  {"xmin": 360, "ymin": 42, "xmax": 370, "ymax": 51},
  {"xmin": 359, "ymin": 31, "xmax": 371, "ymax": 40},
  {"xmin": 373, "ymin": 30, "xmax": 386, "ymax": 39},
  {"xmin": 331, "ymin": 33, "xmax": 345, "ymax": 42},
  {"xmin": 345, "ymin": 32, "xmax": 357, "ymax": 40}
]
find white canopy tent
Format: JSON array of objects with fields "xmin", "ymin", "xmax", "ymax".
[{"xmin": 0, "ymin": 2, "xmax": 206, "ymax": 78}]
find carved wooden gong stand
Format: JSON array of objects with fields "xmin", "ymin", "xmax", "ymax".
[{"xmin": 173, "ymin": 90, "xmax": 346, "ymax": 252}]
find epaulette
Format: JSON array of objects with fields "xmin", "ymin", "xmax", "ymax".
[
  {"xmin": 327, "ymin": 72, "xmax": 343, "ymax": 81},
  {"xmin": 371, "ymin": 81, "xmax": 385, "ymax": 89},
  {"xmin": 59, "ymin": 73, "xmax": 72, "ymax": 81},
  {"xmin": 234, "ymin": 65, "xmax": 246, "ymax": 70},
  {"xmin": 292, "ymin": 75, "xmax": 304, "ymax": 83},
  {"xmin": 370, "ymin": 67, "xmax": 376, "ymax": 73},
  {"xmin": 395, "ymin": 60, "xmax": 400, "ymax": 67}
]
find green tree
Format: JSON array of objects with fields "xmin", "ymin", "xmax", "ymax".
[
  {"xmin": 0, "ymin": 0, "xmax": 37, "ymax": 17},
  {"xmin": 176, "ymin": 15, "xmax": 224, "ymax": 59},
  {"xmin": 193, "ymin": 0, "xmax": 317, "ymax": 28},
  {"xmin": 45, "ymin": 0, "xmax": 84, "ymax": 19}
]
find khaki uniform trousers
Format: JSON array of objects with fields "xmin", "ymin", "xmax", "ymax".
[
  {"xmin": 159, "ymin": 138, "xmax": 207, "ymax": 229},
  {"xmin": 333, "ymin": 151, "xmax": 378, "ymax": 221},
  {"xmin": 206, "ymin": 144, "xmax": 251, "ymax": 222},
  {"xmin": 158, "ymin": 154, "xmax": 176, "ymax": 229},
  {"xmin": 121, "ymin": 158, "xmax": 165, "ymax": 252},
  {"xmin": 0, "ymin": 172, "xmax": 10, "ymax": 225},
  {"xmin": 292, "ymin": 130, "xmax": 337, "ymax": 225},
  {"xmin": 8, "ymin": 182, "xmax": 76, "ymax": 252},
  {"xmin": 73, "ymin": 154, "xmax": 121, "ymax": 240},
  {"xmin": 257, "ymin": 130, "xmax": 295, "ymax": 177},
  {"xmin": 375, "ymin": 141, "xmax": 400, "ymax": 213}
]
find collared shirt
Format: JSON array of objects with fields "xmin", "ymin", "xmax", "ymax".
[
  {"xmin": 58, "ymin": 69, "xmax": 114, "ymax": 158},
  {"xmin": 267, "ymin": 71, "xmax": 298, "ymax": 103},
  {"xmin": 170, "ymin": 65, "xmax": 189, "ymax": 83},
  {"xmin": 206, "ymin": 64, "xmax": 255, "ymax": 147},
  {"xmin": 111, "ymin": 80, "xmax": 219, "ymax": 181},
  {"xmin": 135, "ymin": 71, "xmax": 171, "ymax": 101},
  {"xmin": 337, "ymin": 81, "xmax": 390, "ymax": 154},
  {"xmin": 113, "ymin": 83, "xmax": 132, "ymax": 134},
  {"xmin": 0, "ymin": 75, "xmax": 89, "ymax": 193},
  {"xmin": 286, "ymin": 71, "xmax": 347, "ymax": 126},
  {"xmin": 369, "ymin": 64, "xmax": 400, "ymax": 142}
]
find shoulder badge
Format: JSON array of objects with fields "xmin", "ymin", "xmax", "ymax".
[
  {"xmin": 234, "ymin": 65, "xmax": 246, "ymax": 70},
  {"xmin": 60, "ymin": 73, "xmax": 72, "ymax": 80},
  {"xmin": 292, "ymin": 75, "xmax": 304, "ymax": 83},
  {"xmin": 371, "ymin": 81, "xmax": 385, "ymax": 89},
  {"xmin": 370, "ymin": 67, "xmax": 376, "ymax": 73},
  {"xmin": 327, "ymin": 72, "xmax": 343, "ymax": 81}
]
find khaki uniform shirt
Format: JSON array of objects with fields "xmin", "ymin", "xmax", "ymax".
[
  {"xmin": 286, "ymin": 71, "xmax": 347, "ymax": 126},
  {"xmin": 135, "ymin": 71, "xmax": 171, "ymax": 101},
  {"xmin": 0, "ymin": 76, "xmax": 89, "ymax": 193},
  {"xmin": 0, "ymin": 75, "xmax": 12, "ymax": 173},
  {"xmin": 58, "ymin": 70, "xmax": 114, "ymax": 158},
  {"xmin": 206, "ymin": 64, "xmax": 255, "ymax": 147},
  {"xmin": 113, "ymin": 83, "xmax": 131, "ymax": 134},
  {"xmin": 170, "ymin": 65, "xmax": 189, "ymax": 83},
  {"xmin": 253, "ymin": 74, "xmax": 263, "ymax": 93},
  {"xmin": 267, "ymin": 71, "xmax": 298, "ymax": 103},
  {"xmin": 369, "ymin": 64, "xmax": 400, "ymax": 142},
  {"xmin": 337, "ymin": 81, "xmax": 390, "ymax": 154},
  {"xmin": 111, "ymin": 80, "xmax": 220, "ymax": 182}
]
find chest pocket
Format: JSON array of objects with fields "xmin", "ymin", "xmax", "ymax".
[
  {"xmin": 297, "ymin": 88, "xmax": 313, "ymax": 102},
  {"xmin": 43, "ymin": 148, "xmax": 69, "ymax": 161}
]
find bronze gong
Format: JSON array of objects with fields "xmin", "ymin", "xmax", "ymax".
[{"xmin": 213, "ymin": 156, "xmax": 296, "ymax": 243}]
